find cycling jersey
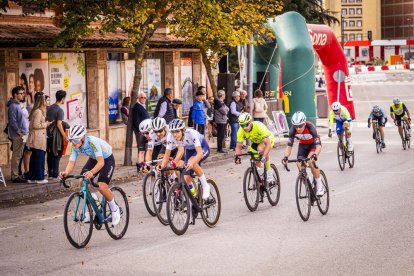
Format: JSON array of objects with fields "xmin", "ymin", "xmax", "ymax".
[
  {"xmin": 69, "ymin": 136, "xmax": 112, "ymax": 161},
  {"xmin": 368, "ymin": 107, "xmax": 387, "ymax": 120},
  {"xmin": 236, "ymin": 121, "xmax": 276, "ymax": 145},
  {"xmin": 147, "ymin": 128, "xmax": 169, "ymax": 150},
  {"xmin": 390, "ymin": 103, "xmax": 408, "ymax": 116},
  {"xmin": 329, "ymin": 106, "xmax": 352, "ymax": 124},
  {"xmin": 287, "ymin": 121, "xmax": 321, "ymax": 147},
  {"xmin": 166, "ymin": 128, "xmax": 204, "ymax": 151}
]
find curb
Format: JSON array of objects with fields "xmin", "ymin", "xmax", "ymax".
[{"xmin": 0, "ymin": 141, "xmax": 287, "ymax": 206}]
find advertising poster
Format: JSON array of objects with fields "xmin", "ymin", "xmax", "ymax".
[
  {"xmin": 48, "ymin": 53, "xmax": 87, "ymax": 126},
  {"xmin": 108, "ymin": 60, "xmax": 119, "ymax": 123},
  {"xmin": 181, "ymin": 57, "xmax": 193, "ymax": 115},
  {"xmin": 146, "ymin": 59, "xmax": 162, "ymax": 113},
  {"xmin": 19, "ymin": 53, "xmax": 50, "ymax": 96}
]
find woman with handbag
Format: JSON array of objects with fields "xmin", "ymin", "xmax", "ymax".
[
  {"xmin": 26, "ymin": 94, "xmax": 53, "ymax": 184},
  {"xmin": 252, "ymin": 89, "xmax": 268, "ymax": 123}
]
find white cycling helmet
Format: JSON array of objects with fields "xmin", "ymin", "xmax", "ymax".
[
  {"xmin": 238, "ymin": 112, "xmax": 252, "ymax": 124},
  {"xmin": 332, "ymin": 101, "xmax": 341, "ymax": 111},
  {"xmin": 291, "ymin": 111, "xmax": 306, "ymax": 126},
  {"xmin": 393, "ymin": 97, "xmax": 400, "ymax": 105},
  {"xmin": 68, "ymin": 124, "xmax": 87, "ymax": 140},
  {"xmin": 169, "ymin": 119, "xmax": 185, "ymax": 131},
  {"xmin": 139, "ymin": 119, "xmax": 153, "ymax": 133},
  {"xmin": 152, "ymin": 117, "xmax": 166, "ymax": 131},
  {"xmin": 373, "ymin": 105, "xmax": 381, "ymax": 113}
]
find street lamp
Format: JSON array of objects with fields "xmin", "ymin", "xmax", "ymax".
[{"xmin": 407, "ymin": 18, "xmax": 412, "ymax": 64}]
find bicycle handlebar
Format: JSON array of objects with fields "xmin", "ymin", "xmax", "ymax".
[
  {"xmin": 60, "ymin": 174, "xmax": 98, "ymax": 188},
  {"xmin": 283, "ymin": 158, "xmax": 318, "ymax": 172},
  {"xmin": 235, "ymin": 152, "xmax": 263, "ymax": 162}
]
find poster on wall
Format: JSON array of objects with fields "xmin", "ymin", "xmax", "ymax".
[
  {"xmin": 108, "ymin": 60, "xmax": 119, "ymax": 123},
  {"xmin": 146, "ymin": 59, "xmax": 162, "ymax": 113},
  {"xmin": 181, "ymin": 57, "xmax": 193, "ymax": 115},
  {"xmin": 19, "ymin": 53, "xmax": 50, "ymax": 97},
  {"xmin": 48, "ymin": 53, "xmax": 87, "ymax": 127}
]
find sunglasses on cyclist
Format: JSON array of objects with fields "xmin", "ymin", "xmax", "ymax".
[
  {"xmin": 69, "ymin": 138, "xmax": 80, "ymax": 144},
  {"xmin": 154, "ymin": 129, "xmax": 164, "ymax": 134},
  {"xmin": 294, "ymin": 123, "xmax": 305, "ymax": 129},
  {"xmin": 142, "ymin": 132, "xmax": 150, "ymax": 135},
  {"xmin": 170, "ymin": 130, "xmax": 181, "ymax": 134},
  {"xmin": 240, "ymin": 123, "xmax": 250, "ymax": 128}
]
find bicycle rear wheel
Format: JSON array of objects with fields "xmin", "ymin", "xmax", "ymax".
[
  {"xmin": 295, "ymin": 176, "xmax": 311, "ymax": 221},
  {"xmin": 104, "ymin": 187, "xmax": 130, "ymax": 240},
  {"xmin": 201, "ymin": 179, "xmax": 221, "ymax": 228},
  {"xmin": 63, "ymin": 192, "xmax": 93, "ymax": 249},
  {"xmin": 337, "ymin": 141, "xmax": 345, "ymax": 171},
  {"xmin": 243, "ymin": 167, "xmax": 260, "ymax": 212},
  {"xmin": 347, "ymin": 145, "xmax": 354, "ymax": 168},
  {"xmin": 266, "ymin": 164, "xmax": 281, "ymax": 206},
  {"xmin": 166, "ymin": 183, "xmax": 190, "ymax": 235},
  {"xmin": 153, "ymin": 179, "xmax": 169, "ymax": 226},
  {"xmin": 316, "ymin": 170, "xmax": 329, "ymax": 215},
  {"xmin": 142, "ymin": 171, "xmax": 157, "ymax": 217}
]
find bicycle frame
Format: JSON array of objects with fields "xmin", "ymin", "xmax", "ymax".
[
  {"xmin": 238, "ymin": 152, "xmax": 268, "ymax": 188},
  {"xmin": 285, "ymin": 159, "xmax": 317, "ymax": 201}
]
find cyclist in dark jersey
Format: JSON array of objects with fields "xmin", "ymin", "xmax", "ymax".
[{"xmin": 281, "ymin": 111, "xmax": 324, "ymax": 196}]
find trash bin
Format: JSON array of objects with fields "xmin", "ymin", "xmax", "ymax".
[{"xmin": 316, "ymin": 93, "xmax": 329, "ymax": 118}]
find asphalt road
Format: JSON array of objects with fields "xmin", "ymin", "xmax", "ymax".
[{"xmin": 0, "ymin": 81, "xmax": 413, "ymax": 275}]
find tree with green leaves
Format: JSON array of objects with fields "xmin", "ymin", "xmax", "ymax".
[
  {"xmin": 283, "ymin": 0, "xmax": 339, "ymax": 25},
  {"xmin": 171, "ymin": 0, "xmax": 284, "ymax": 97}
]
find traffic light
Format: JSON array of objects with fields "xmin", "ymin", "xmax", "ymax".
[{"xmin": 367, "ymin": 30, "xmax": 372, "ymax": 41}]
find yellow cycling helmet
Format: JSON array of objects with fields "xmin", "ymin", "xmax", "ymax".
[{"xmin": 238, "ymin": 112, "xmax": 252, "ymax": 124}]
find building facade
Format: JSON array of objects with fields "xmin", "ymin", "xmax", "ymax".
[
  {"xmin": 0, "ymin": 3, "xmax": 207, "ymax": 165},
  {"xmin": 381, "ymin": 0, "xmax": 414, "ymax": 40}
]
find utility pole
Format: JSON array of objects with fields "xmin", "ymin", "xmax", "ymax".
[
  {"xmin": 341, "ymin": 14, "xmax": 345, "ymax": 49},
  {"xmin": 408, "ymin": 18, "xmax": 412, "ymax": 64}
]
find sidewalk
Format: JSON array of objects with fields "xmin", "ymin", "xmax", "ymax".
[{"xmin": 0, "ymin": 136, "xmax": 288, "ymax": 206}]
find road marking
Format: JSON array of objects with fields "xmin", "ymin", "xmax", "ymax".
[
  {"xmin": 0, "ymin": 225, "xmax": 17, "ymax": 232},
  {"xmin": 39, "ymin": 215, "xmax": 63, "ymax": 221}
]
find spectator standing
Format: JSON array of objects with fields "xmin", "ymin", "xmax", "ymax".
[
  {"xmin": 132, "ymin": 92, "xmax": 149, "ymax": 162},
  {"xmin": 121, "ymin": 96, "xmax": 130, "ymax": 125},
  {"xmin": 228, "ymin": 90, "xmax": 242, "ymax": 150},
  {"xmin": 153, "ymin": 88, "xmax": 175, "ymax": 124},
  {"xmin": 192, "ymin": 91, "xmax": 206, "ymax": 135},
  {"xmin": 46, "ymin": 90, "xmax": 67, "ymax": 179},
  {"xmin": 239, "ymin": 89, "xmax": 250, "ymax": 113},
  {"xmin": 252, "ymin": 89, "xmax": 268, "ymax": 123},
  {"xmin": 214, "ymin": 90, "xmax": 229, "ymax": 153},
  {"xmin": 7, "ymin": 86, "xmax": 29, "ymax": 183},
  {"xmin": 172, "ymin": 98, "xmax": 182, "ymax": 119},
  {"xmin": 18, "ymin": 88, "xmax": 30, "ymax": 179},
  {"xmin": 198, "ymin": 85, "xmax": 212, "ymax": 111},
  {"xmin": 26, "ymin": 94, "xmax": 52, "ymax": 183}
]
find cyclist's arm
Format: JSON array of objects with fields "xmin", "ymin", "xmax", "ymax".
[
  {"xmin": 63, "ymin": 160, "xmax": 76, "ymax": 175},
  {"xmin": 235, "ymin": 142, "xmax": 243, "ymax": 156},
  {"xmin": 160, "ymin": 149, "xmax": 171, "ymax": 169},
  {"xmin": 284, "ymin": 146, "xmax": 292, "ymax": 159},
  {"xmin": 403, "ymin": 104, "xmax": 410, "ymax": 118},
  {"xmin": 145, "ymin": 149, "xmax": 152, "ymax": 162},
  {"xmin": 284, "ymin": 127, "xmax": 295, "ymax": 158},
  {"xmin": 314, "ymin": 144, "xmax": 322, "ymax": 156},
  {"xmin": 174, "ymin": 146, "xmax": 185, "ymax": 163},
  {"xmin": 390, "ymin": 106, "xmax": 396, "ymax": 120},
  {"xmin": 189, "ymin": 145, "xmax": 203, "ymax": 165},
  {"xmin": 89, "ymin": 156, "xmax": 104, "ymax": 175},
  {"xmin": 328, "ymin": 111, "xmax": 335, "ymax": 131},
  {"xmin": 235, "ymin": 128, "xmax": 245, "ymax": 156},
  {"xmin": 309, "ymin": 124, "xmax": 322, "ymax": 157}
]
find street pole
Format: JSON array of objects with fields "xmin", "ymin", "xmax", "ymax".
[
  {"xmin": 408, "ymin": 18, "xmax": 411, "ymax": 64},
  {"xmin": 247, "ymin": 42, "xmax": 253, "ymax": 112}
]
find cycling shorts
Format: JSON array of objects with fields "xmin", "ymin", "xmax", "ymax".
[
  {"xmin": 81, "ymin": 154, "xmax": 115, "ymax": 185},
  {"xmin": 395, "ymin": 114, "xmax": 409, "ymax": 126},
  {"xmin": 297, "ymin": 143, "xmax": 317, "ymax": 160},
  {"xmin": 372, "ymin": 116, "xmax": 386, "ymax": 127},
  {"xmin": 184, "ymin": 139, "xmax": 210, "ymax": 176},
  {"xmin": 336, "ymin": 121, "xmax": 351, "ymax": 135},
  {"xmin": 249, "ymin": 139, "xmax": 275, "ymax": 158}
]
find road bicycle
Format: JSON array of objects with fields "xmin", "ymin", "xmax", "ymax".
[
  {"xmin": 396, "ymin": 119, "xmax": 411, "ymax": 150},
  {"xmin": 163, "ymin": 166, "xmax": 221, "ymax": 236},
  {"xmin": 283, "ymin": 158, "xmax": 329, "ymax": 221},
  {"xmin": 140, "ymin": 159, "xmax": 163, "ymax": 217},
  {"xmin": 237, "ymin": 152, "xmax": 280, "ymax": 212},
  {"xmin": 372, "ymin": 119, "xmax": 383, "ymax": 153},
  {"xmin": 61, "ymin": 175, "xmax": 129, "ymax": 249},
  {"xmin": 337, "ymin": 132, "xmax": 354, "ymax": 171}
]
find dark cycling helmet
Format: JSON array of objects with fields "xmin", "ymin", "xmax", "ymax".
[{"xmin": 169, "ymin": 119, "xmax": 185, "ymax": 131}]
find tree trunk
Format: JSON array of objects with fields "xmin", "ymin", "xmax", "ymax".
[
  {"xmin": 200, "ymin": 49, "xmax": 218, "ymax": 97},
  {"xmin": 124, "ymin": 44, "xmax": 145, "ymax": 166}
]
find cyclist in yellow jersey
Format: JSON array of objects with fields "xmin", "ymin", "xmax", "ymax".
[
  {"xmin": 390, "ymin": 97, "xmax": 411, "ymax": 139},
  {"xmin": 328, "ymin": 101, "xmax": 354, "ymax": 152},
  {"xmin": 234, "ymin": 113, "xmax": 275, "ymax": 185}
]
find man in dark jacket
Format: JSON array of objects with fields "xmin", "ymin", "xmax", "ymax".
[
  {"xmin": 228, "ymin": 90, "xmax": 242, "ymax": 150},
  {"xmin": 172, "ymin": 98, "xmax": 182, "ymax": 119},
  {"xmin": 132, "ymin": 92, "xmax": 150, "ymax": 158},
  {"xmin": 214, "ymin": 90, "xmax": 229, "ymax": 153},
  {"xmin": 46, "ymin": 89, "xmax": 67, "ymax": 179},
  {"xmin": 7, "ymin": 86, "xmax": 29, "ymax": 182},
  {"xmin": 153, "ymin": 88, "xmax": 175, "ymax": 124}
]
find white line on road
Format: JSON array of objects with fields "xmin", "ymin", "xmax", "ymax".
[{"xmin": 39, "ymin": 215, "xmax": 63, "ymax": 221}]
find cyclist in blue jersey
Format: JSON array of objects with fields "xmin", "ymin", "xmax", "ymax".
[
  {"xmin": 368, "ymin": 105, "xmax": 388, "ymax": 148},
  {"xmin": 59, "ymin": 125, "xmax": 120, "ymax": 225}
]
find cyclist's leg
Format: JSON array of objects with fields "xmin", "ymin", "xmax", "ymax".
[
  {"xmin": 378, "ymin": 117, "xmax": 385, "ymax": 142},
  {"xmin": 395, "ymin": 115, "xmax": 403, "ymax": 138},
  {"xmin": 372, "ymin": 119, "xmax": 377, "ymax": 139},
  {"xmin": 336, "ymin": 121, "xmax": 344, "ymax": 141},
  {"xmin": 296, "ymin": 144, "xmax": 310, "ymax": 171},
  {"xmin": 343, "ymin": 121, "xmax": 353, "ymax": 151},
  {"xmin": 307, "ymin": 146, "xmax": 323, "ymax": 195},
  {"xmin": 257, "ymin": 140, "xmax": 274, "ymax": 182}
]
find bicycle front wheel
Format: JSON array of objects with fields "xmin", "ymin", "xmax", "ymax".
[
  {"xmin": 63, "ymin": 192, "xmax": 93, "ymax": 249},
  {"xmin": 316, "ymin": 170, "xmax": 329, "ymax": 215},
  {"xmin": 166, "ymin": 183, "xmax": 190, "ymax": 236},
  {"xmin": 347, "ymin": 147, "xmax": 355, "ymax": 168},
  {"xmin": 337, "ymin": 141, "xmax": 345, "ymax": 171},
  {"xmin": 295, "ymin": 176, "xmax": 311, "ymax": 221},
  {"xmin": 104, "ymin": 187, "xmax": 130, "ymax": 240},
  {"xmin": 153, "ymin": 179, "xmax": 169, "ymax": 226},
  {"xmin": 243, "ymin": 167, "xmax": 260, "ymax": 212},
  {"xmin": 142, "ymin": 171, "xmax": 157, "ymax": 217},
  {"xmin": 266, "ymin": 164, "xmax": 281, "ymax": 206},
  {"xmin": 201, "ymin": 179, "xmax": 221, "ymax": 228}
]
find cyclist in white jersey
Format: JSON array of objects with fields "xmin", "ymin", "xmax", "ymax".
[
  {"xmin": 159, "ymin": 119, "xmax": 211, "ymax": 200},
  {"xmin": 59, "ymin": 125, "xmax": 120, "ymax": 225}
]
